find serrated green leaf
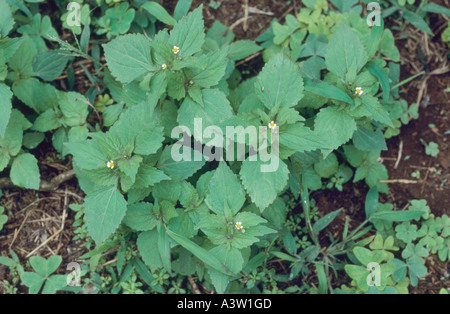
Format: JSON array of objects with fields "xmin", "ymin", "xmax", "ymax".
[
  {"xmin": 84, "ymin": 186, "xmax": 127, "ymax": 245},
  {"xmin": 0, "ymin": 83, "xmax": 12, "ymax": 137},
  {"xmin": 0, "ymin": 0, "xmax": 14, "ymax": 37},
  {"xmin": 123, "ymin": 202, "xmax": 157, "ymax": 231},
  {"xmin": 353, "ymin": 128, "xmax": 387, "ymax": 152},
  {"xmin": 304, "ymin": 79, "xmax": 354, "ymax": 105},
  {"xmin": 103, "ymin": 34, "xmax": 154, "ymax": 84},
  {"xmin": 240, "ymin": 158, "xmax": 289, "ymax": 211},
  {"xmin": 205, "ymin": 162, "xmax": 246, "ymax": 216},
  {"xmin": 169, "ymin": 5, "xmax": 205, "ymax": 58},
  {"xmin": 157, "ymin": 145, "xmax": 206, "ymax": 181},
  {"xmin": 325, "ymin": 23, "xmax": 368, "ymax": 79},
  {"xmin": 10, "ymin": 153, "xmax": 40, "ymax": 189},
  {"xmin": 190, "ymin": 49, "xmax": 228, "ymax": 88},
  {"xmin": 32, "ymin": 50, "xmax": 70, "ymax": 81},
  {"xmin": 59, "ymin": 92, "xmax": 89, "ymax": 127},
  {"xmin": 137, "ymin": 229, "xmax": 163, "ymax": 272},
  {"xmin": 314, "ymin": 107, "xmax": 357, "ymax": 151},
  {"xmin": 255, "ymin": 53, "xmax": 304, "ymax": 109}
]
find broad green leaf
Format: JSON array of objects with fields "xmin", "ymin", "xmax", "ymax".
[
  {"xmin": 118, "ymin": 155, "xmax": 143, "ymax": 183},
  {"xmin": 20, "ymin": 272, "xmax": 45, "ymax": 294},
  {"xmin": 12, "ymin": 78, "xmax": 58, "ymax": 113},
  {"xmin": 30, "ymin": 256, "xmax": 61, "ymax": 277},
  {"xmin": 137, "ymin": 229, "xmax": 162, "ymax": 272},
  {"xmin": 166, "ymin": 228, "xmax": 235, "ymax": 276},
  {"xmin": 32, "ymin": 50, "xmax": 70, "ymax": 81},
  {"xmin": 255, "ymin": 53, "xmax": 304, "ymax": 109},
  {"xmin": 205, "ymin": 162, "xmax": 246, "ymax": 216},
  {"xmin": 273, "ymin": 22, "xmax": 290, "ymax": 45},
  {"xmin": 41, "ymin": 275, "xmax": 67, "ymax": 295},
  {"xmin": 353, "ymin": 128, "xmax": 387, "ymax": 152},
  {"xmin": 325, "ymin": 23, "xmax": 368, "ymax": 79},
  {"xmin": 304, "ymin": 79, "xmax": 354, "ymax": 105},
  {"xmin": 0, "ymin": 37, "xmax": 24, "ymax": 62},
  {"xmin": 103, "ymin": 34, "xmax": 154, "ymax": 84},
  {"xmin": 354, "ymin": 247, "xmax": 387, "ymax": 266},
  {"xmin": 9, "ymin": 37, "xmax": 36, "ymax": 79},
  {"xmin": 67, "ymin": 140, "xmax": 107, "ymax": 170},
  {"xmin": 0, "ymin": 0, "xmax": 14, "ymax": 37},
  {"xmin": 380, "ymin": 29, "xmax": 400, "ymax": 62},
  {"xmin": 142, "ymin": 2, "xmax": 177, "ymax": 26},
  {"xmin": 314, "ymin": 107, "xmax": 357, "ymax": 151},
  {"xmin": 168, "ymin": 209, "xmax": 196, "ymax": 239},
  {"xmin": 280, "ymin": 123, "xmax": 325, "ymax": 158},
  {"xmin": 110, "ymin": 103, "xmax": 164, "ymax": 156},
  {"xmin": 177, "ymin": 88, "xmax": 233, "ymax": 143},
  {"xmin": 32, "ymin": 109, "xmax": 61, "ymax": 132},
  {"xmin": 240, "ymin": 158, "xmax": 289, "ymax": 212},
  {"xmin": 169, "ymin": 5, "xmax": 205, "ymax": 58},
  {"xmin": 134, "ymin": 164, "xmax": 171, "ymax": 189},
  {"xmin": 0, "ymin": 83, "xmax": 12, "ymax": 137},
  {"xmin": 84, "ymin": 186, "xmax": 127, "ymax": 245},
  {"xmin": 228, "ymin": 40, "xmax": 262, "ymax": 61},
  {"xmin": 157, "ymin": 145, "xmax": 206, "ymax": 180},
  {"xmin": 360, "ymin": 95, "xmax": 393, "ymax": 127},
  {"xmin": 314, "ymin": 153, "xmax": 339, "ymax": 178},
  {"xmin": 208, "ymin": 245, "xmax": 243, "ymax": 294},
  {"xmin": 190, "ymin": 49, "xmax": 228, "ymax": 88},
  {"xmin": 59, "ymin": 92, "xmax": 89, "ymax": 127},
  {"xmin": 10, "ymin": 153, "xmax": 40, "ymax": 189},
  {"xmin": 123, "ymin": 203, "xmax": 156, "ymax": 231}
]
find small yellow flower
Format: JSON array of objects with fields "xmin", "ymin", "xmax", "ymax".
[
  {"xmin": 172, "ymin": 46, "xmax": 180, "ymax": 55},
  {"xmin": 355, "ymin": 87, "xmax": 364, "ymax": 96},
  {"xmin": 107, "ymin": 161, "xmax": 115, "ymax": 169},
  {"xmin": 268, "ymin": 121, "xmax": 277, "ymax": 130},
  {"xmin": 162, "ymin": 64, "xmax": 167, "ymax": 70},
  {"xmin": 235, "ymin": 222, "xmax": 244, "ymax": 231}
]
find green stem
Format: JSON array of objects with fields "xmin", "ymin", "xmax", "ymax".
[{"xmin": 391, "ymin": 71, "xmax": 426, "ymax": 90}]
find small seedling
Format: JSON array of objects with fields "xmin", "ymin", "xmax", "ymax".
[{"xmin": 420, "ymin": 139, "xmax": 440, "ymax": 157}]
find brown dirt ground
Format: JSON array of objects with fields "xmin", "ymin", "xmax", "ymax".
[{"xmin": 1, "ymin": 0, "xmax": 449, "ymax": 294}]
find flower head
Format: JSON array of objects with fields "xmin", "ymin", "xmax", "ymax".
[
  {"xmin": 162, "ymin": 64, "xmax": 167, "ymax": 70},
  {"xmin": 268, "ymin": 121, "xmax": 277, "ymax": 130},
  {"xmin": 235, "ymin": 222, "xmax": 244, "ymax": 231},
  {"xmin": 355, "ymin": 87, "xmax": 364, "ymax": 96},
  {"xmin": 107, "ymin": 161, "xmax": 115, "ymax": 169},
  {"xmin": 172, "ymin": 46, "xmax": 180, "ymax": 55}
]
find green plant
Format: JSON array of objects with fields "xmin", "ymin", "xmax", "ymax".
[
  {"xmin": 0, "ymin": 206, "xmax": 7, "ymax": 231},
  {"xmin": 20, "ymin": 256, "xmax": 67, "ymax": 294},
  {"xmin": 0, "ymin": 250, "xmax": 24, "ymax": 294},
  {"xmin": 420, "ymin": 139, "xmax": 439, "ymax": 157},
  {"xmin": 60, "ymin": 0, "xmax": 430, "ymax": 294},
  {"xmin": 0, "ymin": 0, "xmax": 443, "ymax": 295}
]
